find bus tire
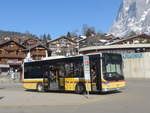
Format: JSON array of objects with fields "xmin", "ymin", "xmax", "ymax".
[
  {"xmin": 37, "ymin": 83, "xmax": 44, "ymax": 92},
  {"xmin": 75, "ymin": 83, "xmax": 86, "ymax": 94}
]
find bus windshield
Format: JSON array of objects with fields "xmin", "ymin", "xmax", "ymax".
[{"xmin": 102, "ymin": 53, "xmax": 124, "ymax": 81}]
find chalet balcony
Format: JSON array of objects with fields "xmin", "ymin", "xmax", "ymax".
[
  {"xmin": 0, "ymin": 61, "xmax": 22, "ymax": 65},
  {"xmin": 31, "ymin": 52, "xmax": 46, "ymax": 56},
  {"xmin": 0, "ymin": 54, "xmax": 26, "ymax": 58},
  {"xmin": 4, "ymin": 47, "xmax": 22, "ymax": 51}
]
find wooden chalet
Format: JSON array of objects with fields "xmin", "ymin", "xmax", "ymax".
[
  {"xmin": 22, "ymin": 38, "xmax": 39, "ymax": 47},
  {"xmin": 0, "ymin": 40, "xmax": 26, "ymax": 66},
  {"xmin": 48, "ymin": 36, "xmax": 78, "ymax": 56},
  {"xmin": 25, "ymin": 44, "xmax": 51, "ymax": 60},
  {"xmin": 0, "ymin": 40, "xmax": 26, "ymax": 78}
]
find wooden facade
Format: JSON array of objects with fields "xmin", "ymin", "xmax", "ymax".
[
  {"xmin": 0, "ymin": 40, "xmax": 51, "ymax": 79},
  {"xmin": 0, "ymin": 40, "xmax": 26, "ymax": 66},
  {"xmin": 48, "ymin": 36, "xmax": 78, "ymax": 56},
  {"xmin": 0, "ymin": 40, "xmax": 26, "ymax": 79},
  {"xmin": 22, "ymin": 38, "xmax": 39, "ymax": 47},
  {"xmin": 26, "ymin": 44, "xmax": 51, "ymax": 60}
]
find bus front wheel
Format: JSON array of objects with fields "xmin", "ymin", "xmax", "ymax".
[
  {"xmin": 75, "ymin": 83, "xmax": 86, "ymax": 94},
  {"xmin": 37, "ymin": 83, "xmax": 44, "ymax": 92}
]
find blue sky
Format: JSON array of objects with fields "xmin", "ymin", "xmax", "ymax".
[{"xmin": 0, "ymin": 0, "xmax": 122, "ymax": 39}]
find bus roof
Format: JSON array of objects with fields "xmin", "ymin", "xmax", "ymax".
[{"xmin": 24, "ymin": 53, "xmax": 121, "ymax": 64}]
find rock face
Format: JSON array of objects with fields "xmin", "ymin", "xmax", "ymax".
[{"xmin": 109, "ymin": 0, "xmax": 150, "ymax": 37}]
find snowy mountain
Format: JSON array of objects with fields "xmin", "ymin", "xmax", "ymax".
[{"xmin": 109, "ymin": 0, "xmax": 150, "ymax": 37}]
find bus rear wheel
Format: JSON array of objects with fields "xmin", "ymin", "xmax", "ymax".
[
  {"xmin": 37, "ymin": 83, "xmax": 44, "ymax": 92},
  {"xmin": 75, "ymin": 83, "xmax": 86, "ymax": 94}
]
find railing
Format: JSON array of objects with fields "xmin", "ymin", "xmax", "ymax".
[
  {"xmin": 0, "ymin": 61, "xmax": 22, "ymax": 64},
  {"xmin": 31, "ymin": 52, "xmax": 46, "ymax": 56},
  {"xmin": 4, "ymin": 47, "xmax": 23, "ymax": 51},
  {"xmin": 31, "ymin": 53, "xmax": 46, "ymax": 56},
  {"xmin": 0, "ymin": 54, "xmax": 26, "ymax": 58}
]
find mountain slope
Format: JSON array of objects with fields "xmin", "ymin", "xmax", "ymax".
[
  {"xmin": 109, "ymin": 0, "xmax": 150, "ymax": 37},
  {"xmin": 0, "ymin": 30, "xmax": 38, "ymax": 40}
]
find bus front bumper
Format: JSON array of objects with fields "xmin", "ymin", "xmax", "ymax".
[
  {"xmin": 102, "ymin": 87, "xmax": 125, "ymax": 92},
  {"xmin": 102, "ymin": 81, "xmax": 126, "ymax": 92}
]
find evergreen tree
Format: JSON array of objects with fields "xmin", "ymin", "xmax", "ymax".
[
  {"xmin": 67, "ymin": 32, "xmax": 72, "ymax": 38},
  {"xmin": 47, "ymin": 34, "xmax": 51, "ymax": 40},
  {"xmin": 82, "ymin": 24, "xmax": 96, "ymax": 37},
  {"xmin": 43, "ymin": 34, "xmax": 47, "ymax": 41}
]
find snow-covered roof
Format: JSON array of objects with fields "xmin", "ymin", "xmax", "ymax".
[
  {"xmin": 107, "ymin": 34, "xmax": 150, "ymax": 45},
  {"xmin": 79, "ymin": 44, "xmax": 150, "ymax": 52}
]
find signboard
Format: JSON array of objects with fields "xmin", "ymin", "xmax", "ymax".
[
  {"xmin": 83, "ymin": 55, "xmax": 91, "ymax": 91},
  {"xmin": 122, "ymin": 53, "xmax": 143, "ymax": 59}
]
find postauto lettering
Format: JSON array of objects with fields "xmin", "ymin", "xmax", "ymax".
[{"xmin": 122, "ymin": 53, "xmax": 143, "ymax": 59}]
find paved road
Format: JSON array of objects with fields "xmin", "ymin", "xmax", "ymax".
[{"xmin": 0, "ymin": 79, "xmax": 150, "ymax": 113}]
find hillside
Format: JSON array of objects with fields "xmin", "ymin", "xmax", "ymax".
[{"xmin": 0, "ymin": 30, "xmax": 38, "ymax": 40}]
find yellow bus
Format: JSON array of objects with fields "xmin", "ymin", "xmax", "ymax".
[{"xmin": 23, "ymin": 53, "xmax": 126, "ymax": 94}]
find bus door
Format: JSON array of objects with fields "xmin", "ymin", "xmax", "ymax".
[
  {"xmin": 42, "ymin": 65, "xmax": 49, "ymax": 90},
  {"xmin": 43, "ymin": 65, "xmax": 59, "ymax": 90},
  {"xmin": 89, "ymin": 54, "xmax": 101, "ymax": 91},
  {"xmin": 48, "ymin": 66, "xmax": 59, "ymax": 90}
]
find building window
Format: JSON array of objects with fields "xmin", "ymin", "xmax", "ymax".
[
  {"xmin": 8, "ymin": 42, "xmax": 14, "ymax": 47},
  {"xmin": 60, "ymin": 39, "xmax": 65, "ymax": 43}
]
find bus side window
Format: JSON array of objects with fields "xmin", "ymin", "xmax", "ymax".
[
  {"xmin": 91, "ymin": 68, "xmax": 96, "ymax": 82},
  {"xmin": 64, "ymin": 57, "xmax": 84, "ymax": 78},
  {"xmin": 24, "ymin": 65, "xmax": 43, "ymax": 79},
  {"xmin": 59, "ymin": 70, "xmax": 65, "ymax": 77},
  {"xmin": 54, "ymin": 62, "xmax": 66, "ymax": 78},
  {"xmin": 74, "ymin": 63, "xmax": 84, "ymax": 77},
  {"xmin": 65, "ymin": 63, "xmax": 73, "ymax": 77}
]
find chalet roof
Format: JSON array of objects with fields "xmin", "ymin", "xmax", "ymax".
[
  {"xmin": 0, "ymin": 40, "xmax": 26, "ymax": 49},
  {"xmin": 107, "ymin": 34, "xmax": 150, "ymax": 45},
  {"xmin": 79, "ymin": 36, "xmax": 106, "ymax": 48},
  {"xmin": 25, "ymin": 43, "xmax": 51, "ymax": 51},
  {"xmin": 48, "ymin": 36, "xmax": 77, "ymax": 44},
  {"xmin": 22, "ymin": 38, "xmax": 39, "ymax": 43},
  {"xmin": 79, "ymin": 34, "xmax": 118, "ymax": 43},
  {"xmin": 104, "ymin": 34, "xmax": 119, "ymax": 40}
]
